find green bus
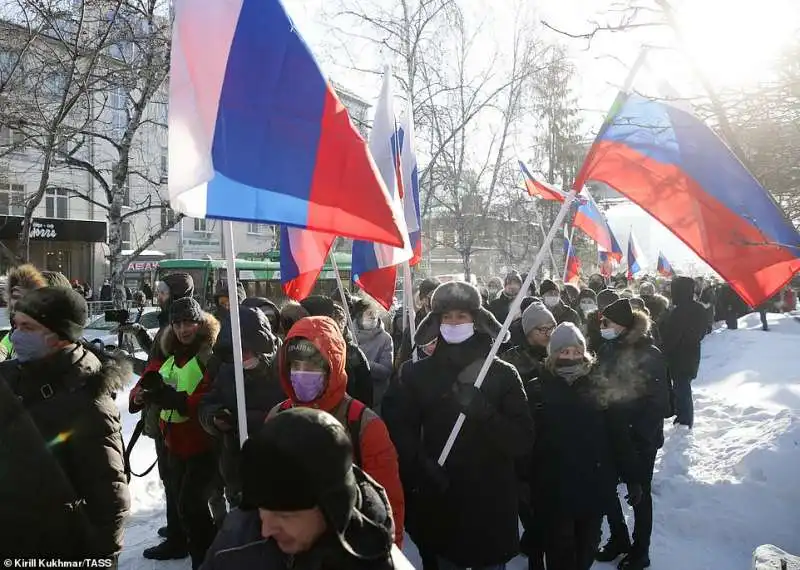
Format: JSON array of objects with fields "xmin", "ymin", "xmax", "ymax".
[{"xmin": 156, "ymin": 253, "xmax": 352, "ymax": 307}]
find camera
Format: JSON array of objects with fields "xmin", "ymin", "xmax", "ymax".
[{"xmin": 104, "ymin": 309, "xmax": 130, "ymax": 324}]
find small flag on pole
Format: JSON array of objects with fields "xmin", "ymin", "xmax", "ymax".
[
  {"xmin": 657, "ymin": 251, "xmax": 675, "ymax": 277},
  {"xmin": 564, "ymin": 231, "xmax": 581, "ymax": 284},
  {"xmin": 627, "ymin": 229, "xmax": 646, "ymax": 280}
]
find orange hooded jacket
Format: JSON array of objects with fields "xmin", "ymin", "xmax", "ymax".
[{"xmin": 270, "ymin": 316, "xmax": 405, "ymax": 545}]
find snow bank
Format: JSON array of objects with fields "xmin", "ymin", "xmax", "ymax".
[
  {"xmin": 752, "ymin": 545, "xmax": 800, "ymax": 570},
  {"xmin": 118, "ymin": 314, "xmax": 800, "ymax": 570}
]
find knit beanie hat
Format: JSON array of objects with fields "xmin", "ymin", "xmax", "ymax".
[
  {"xmin": 603, "ymin": 298, "xmax": 634, "ymax": 328},
  {"xmin": 285, "ymin": 337, "xmax": 328, "ymax": 371},
  {"xmin": 597, "ymin": 288, "xmax": 621, "ymax": 311},
  {"xmin": 578, "ymin": 288, "xmax": 597, "ymax": 302},
  {"xmin": 539, "ymin": 279, "xmax": 559, "ymax": 296},
  {"xmin": 170, "ymin": 297, "xmax": 203, "ymax": 323},
  {"xmin": 163, "ymin": 273, "xmax": 194, "ymax": 300},
  {"xmin": 240, "ymin": 408, "xmax": 358, "ymax": 538},
  {"xmin": 300, "ymin": 295, "xmax": 336, "ymax": 318},
  {"xmin": 521, "ymin": 303, "xmax": 556, "ymax": 335},
  {"xmin": 548, "ymin": 322, "xmax": 587, "ymax": 356},
  {"xmin": 15, "ymin": 287, "xmax": 87, "ymax": 342},
  {"xmin": 418, "ymin": 278, "xmax": 441, "ymax": 300}
]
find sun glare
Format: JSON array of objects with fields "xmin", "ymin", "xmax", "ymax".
[{"xmin": 676, "ymin": 0, "xmax": 799, "ymax": 87}]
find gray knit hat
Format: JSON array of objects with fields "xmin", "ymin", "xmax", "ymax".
[
  {"xmin": 521, "ymin": 303, "xmax": 556, "ymax": 335},
  {"xmin": 547, "ymin": 322, "xmax": 587, "ymax": 355}
]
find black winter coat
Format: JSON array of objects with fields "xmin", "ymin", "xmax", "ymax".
[
  {"xmin": 488, "ymin": 293, "xmax": 514, "ymax": 324},
  {"xmin": 0, "ymin": 344, "xmax": 130, "ymax": 556},
  {"xmin": 525, "ymin": 369, "xmax": 637, "ymax": 518},
  {"xmin": 384, "ymin": 335, "xmax": 534, "ymax": 567},
  {"xmin": 501, "ymin": 343, "xmax": 548, "ymax": 383},
  {"xmin": 596, "ymin": 312, "xmax": 670, "ymax": 452},
  {"xmin": 659, "ymin": 277, "xmax": 708, "ymax": 380},
  {"xmin": 550, "ymin": 301, "xmax": 582, "ymax": 327},
  {"xmin": 201, "ymin": 469, "xmax": 413, "ymax": 570},
  {"xmin": 346, "ymin": 342, "xmax": 373, "ymax": 408},
  {"xmin": 584, "ymin": 309, "xmax": 604, "ymax": 355}
]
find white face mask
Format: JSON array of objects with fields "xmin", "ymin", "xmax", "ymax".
[
  {"xmin": 543, "ymin": 295, "xmax": 560, "ymax": 308},
  {"xmin": 580, "ymin": 301, "xmax": 597, "ymax": 314},
  {"xmin": 440, "ymin": 323, "xmax": 474, "ymax": 344},
  {"xmin": 601, "ymin": 328, "xmax": 621, "ymax": 340}
]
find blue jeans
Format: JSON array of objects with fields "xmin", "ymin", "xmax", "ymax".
[
  {"xmin": 437, "ymin": 558, "xmax": 506, "ymax": 570},
  {"xmin": 673, "ymin": 375, "xmax": 694, "ymax": 427}
]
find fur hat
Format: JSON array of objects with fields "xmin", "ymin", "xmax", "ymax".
[
  {"xmin": 603, "ymin": 298, "xmax": 634, "ymax": 328},
  {"xmin": 639, "ymin": 281, "xmax": 656, "ymax": 297},
  {"xmin": 414, "ymin": 281, "xmax": 507, "ymax": 346},
  {"xmin": 15, "ymin": 287, "xmax": 87, "ymax": 342},
  {"xmin": 597, "ymin": 288, "xmax": 621, "ymax": 311},
  {"xmin": 240, "ymin": 408, "xmax": 358, "ymax": 539},
  {"xmin": 539, "ymin": 279, "xmax": 559, "ymax": 296},
  {"xmin": 5, "ymin": 264, "xmax": 46, "ymax": 302}
]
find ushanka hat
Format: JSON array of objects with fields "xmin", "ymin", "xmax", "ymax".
[{"xmin": 414, "ymin": 281, "xmax": 508, "ymax": 346}]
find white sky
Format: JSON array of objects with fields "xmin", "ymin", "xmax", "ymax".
[{"xmin": 281, "ymin": 0, "xmax": 799, "ymax": 271}]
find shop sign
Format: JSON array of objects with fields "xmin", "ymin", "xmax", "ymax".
[
  {"xmin": 29, "ymin": 221, "xmax": 57, "ymax": 239},
  {"xmin": 126, "ymin": 260, "xmax": 160, "ymax": 272}
]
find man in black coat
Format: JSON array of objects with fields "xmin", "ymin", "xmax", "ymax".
[
  {"xmin": 202, "ymin": 408, "xmax": 413, "ymax": 570},
  {"xmin": 595, "ymin": 300, "xmax": 670, "ymax": 570},
  {"xmin": 585, "ymin": 289, "xmax": 621, "ymax": 355},
  {"xmin": 502, "ymin": 302, "xmax": 555, "ymax": 382},
  {"xmin": 384, "ymin": 281, "xmax": 534, "ymax": 570},
  {"xmin": 540, "ymin": 279, "xmax": 582, "ymax": 327},
  {"xmin": 0, "ymin": 287, "xmax": 130, "ymax": 558},
  {"xmin": 658, "ymin": 277, "xmax": 708, "ymax": 428},
  {"xmin": 394, "ymin": 277, "xmax": 440, "ymax": 365},
  {"xmin": 488, "ymin": 270, "xmax": 524, "ymax": 324}
]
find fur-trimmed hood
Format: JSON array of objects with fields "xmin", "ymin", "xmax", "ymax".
[
  {"xmin": 160, "ymin": 311, "xmax": 220, "ymax": 360},
  {"xmin": 620, "ymin": 310, "xmax": 652, "ymax": 346},
  {"xmin": 414, "ymin": 281, "xmax": 508, "ymax": 346},
  {"xmin": 5, "ymin": 264, "xmax": 46, "ymax": 303}
]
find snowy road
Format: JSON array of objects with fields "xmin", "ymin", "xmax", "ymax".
[{"xmin": 119, "ymin": 313, "xmax": 800, "ymax": 569}]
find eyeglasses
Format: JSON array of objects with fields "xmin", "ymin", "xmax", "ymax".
[{"xmin": 535, "ymin": 325, "xmax": 556, "ymax": 335}]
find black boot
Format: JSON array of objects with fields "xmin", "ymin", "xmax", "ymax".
[
  {"xmin": 143, "ymin": 539, "xmax": 189, "ymax": 560},
  {"xmin": 596, "ymin": 536, "xmax": 631, "ymax": 562},
  {"xmin": 618, "ymin": 552, "xmax": 651, "ymax": 569},
  {"xmin": 157, "ymin": 526, "xmax": 170, "ymax": 539}
]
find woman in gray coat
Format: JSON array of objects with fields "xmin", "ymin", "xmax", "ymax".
[{"xmin": 353, "ymin": 298, "xmax": 394, "ymax": 412}]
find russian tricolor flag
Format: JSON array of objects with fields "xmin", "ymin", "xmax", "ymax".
[
  {"xmin": 279, "ymin": 226, "xmax": 336, "ymax": 300},
  {"xmin": 627, "ymin": 229, "xmax": 646, "ymax": 280},
  {"xmin": 573, "ymin": 187, "xmax": 622, "ymax": 261},
  {"xmin": 351, "ymin": 69, "xmax": 413, "ymax": 309},
  {"xmin": 399, "ymin": 105, "xmax": 422, "ymax": 265},
  {"xmin": 168, "ymin": 0, "xmax": 404, "ymax": 247},
  {"xmin": 657, "ymin": 251, "xmax": 675, "ymax": 277},
  {"xmin": 574, "ymin": 90, "xmax": 800, "ymax": 307},
  {"xmin": 519, "ymin": 161, "xmax": 570, "ymax": 201},
  {"xmin": 564, "ymin": 231, "xmax": 581, "ymax": 284}
]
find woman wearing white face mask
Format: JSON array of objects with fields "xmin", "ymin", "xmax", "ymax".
[
  {"xmin": 576, "ymin": 288, "xmax": 598, "ymax": 324},
  {"xmin": 352, "ymin": 298, "xmax": 394, "ymax": 412},
  {"xmin": 539, "ymin": 279, "xmax": 582, "ymax": 328},
  {"xmin": 383, "ymin": 281, "xmax": 534, "ymax": 570}
]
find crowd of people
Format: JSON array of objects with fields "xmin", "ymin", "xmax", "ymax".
[{"xmin": 0, "ymin": 261, "xmax": 794, "ymax": 570}]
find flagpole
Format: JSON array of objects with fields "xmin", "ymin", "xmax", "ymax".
[
  {"xmin": 531, "ymin": 199, "xmax": 559, "ymax": 279},
  {"xmin": 438, "ymin": 189, "xmax": 579, "ymax": 467},
  {"xmin": 223, "ymin": 220, "xmax": 249, "ymax": 445},
  {"xmin": 329, "ymin": 242, "xmax": 358, "ymax": 346},
  {"xmin": 401, "ymin": 261, "xmax": 419, "ymax": 362},
  {"xmin": 562, "ymin": 224, "xmax": 576, "ymax": 282}
]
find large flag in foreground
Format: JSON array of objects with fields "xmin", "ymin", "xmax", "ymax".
[
  {"xmin": 168, "ymin": 0, "xmax": 404, "ymax": 247},
  {"xmin": 280, "ymin": 226, "xmax": 335, "ymax": 300},
  {"xmin": 574, "ymin": 91, "xmax": 800, "ymax": 306},
  {"xmin": 351, "ymin": 70, "xmax": 413, "ymax": 309},
  {"xmin": 573, "ymin": 187, "xmax": 623, "ymax": 261},
  {"xmin": 657, "ymin": 251, "xmax": 675, "ymax": 277},
  {"xmin": 400, "ymin": 107, "xmax": 422, "ymax": 265},
  {"xmin": 627, "ymin": 229, "xmax": 646, "ymax": 279}
]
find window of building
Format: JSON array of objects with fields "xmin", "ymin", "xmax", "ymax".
[
  {"xmin": 0, "ymin": 50, "xmax": 20, "ymax": 83},
  {"xmin": 161, "ymin": 206, "xmax": 177, "ymax": 231},
  {"xmin": 120, "ymin": 222, "xmax": 131, "ymax": 249},
  {"xmin": 110, "ymin": 87, "xmax": 128, "ymax": 138},
  {"xmin": 45, "ymin": 187, "xmax": 68, "ymax": 218},
  {"xmin": 0, "ymin": 126, "xmax": 26, "ymax": 149},
  {"xmin": 160, "ymin": 148, "xmax": 168, "ymax": 183},
  {"xmin": 248, "ymin": 223, "xmax": 265, "ymax": 234},
  {"xmin": 194, "ymin": 218, "xmax": 209, "ymax": 233},
  {"xmin": 0, "ymin": 183, "xmax": 24, "ymax": 216}
]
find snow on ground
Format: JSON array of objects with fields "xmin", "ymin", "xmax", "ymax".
[{"xmin": 119, "ymin": 313, "xmax": 800, "ymax": 570}]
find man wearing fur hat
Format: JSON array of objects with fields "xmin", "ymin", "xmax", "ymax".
[
  {"xmin": 385, "ymin": 281, "xmax": 534, "ymax": 570},
  {"xmin": 0, "ymin": 264, "xmax": 47, "ymax": 360},
  {"xmin": 202, "ymin": 407, "xmax": 412, "ymax": 569},
  {"xmin": 594, "ymin": 299, "xmax": 670, "ymax": 570},
  {"xmin": 0, "ymin": 287, "xmax": 130, "ymax": 558},
  {"xmin": 488, "ymin": 270, "xmax": 524, "ymax": 324}
]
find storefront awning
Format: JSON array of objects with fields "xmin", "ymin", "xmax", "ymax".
[{"xmin": 0, "ymin": 216, "xmax": 107, "ymax": 242}]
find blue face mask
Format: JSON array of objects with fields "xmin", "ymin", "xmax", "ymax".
[
  {"xmin": 11, "ymin": 329, "xmax": 54, "ymax": 362},
  {"xmin": 600, "ymin": 328, "xmax": 621, "ymax": 341}
]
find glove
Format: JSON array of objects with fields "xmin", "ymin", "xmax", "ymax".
[
  {"xmin": 421, "ymin": 458, "xmax": 449, "ymax": 495},
  {"xmin": 151, "ymin": 385, "xmax": 188, "ymax": 415},
  {"xmin": 139, "ymin": 371, "xmax": 164, "ymax": 393},
  {"xmin": 625, "ymin": 483, "xmax": 643, "ymax": 507},
  {"xmin": 454, "ymin": 384, "xmax": 493, "ymax": 421},
  {"xmin": 212, "ymin": 408, "xmax": 235, "ymax": 432}
]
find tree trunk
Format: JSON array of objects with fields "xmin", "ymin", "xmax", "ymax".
[{"xmin": 18, "ymin": 144, "xmax": 55, "ymax": 262}]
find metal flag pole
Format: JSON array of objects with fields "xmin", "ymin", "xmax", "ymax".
[
  {"xmin": 223, "ymin": 220, "xmax": 249, "ymax": 445},
  {"xmin": 562, "ymin": 224, "xmax": 577, "ymax": 282},
  {"xmin": 329, "ymin": 242, "xmax": 358, "ymax": 346},
  {"xmin": 438, "ymin": 190, "xmax": 578, "ymax": 466}
]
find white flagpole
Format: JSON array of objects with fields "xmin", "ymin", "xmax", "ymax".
[
  {"xmin": 438, "ymin": 190, "xmax": 578, "ymax": 466},
  {"xmin": 329, "ymin": 243, "xmax": 358, "ymax": 346},
  {"xmin": 223, "ymin": 220, "xmax": 249, "ymax": 445},
  {"xmin": 402, "ymin": 261, "xmax": 418, "ymax": 362}
]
